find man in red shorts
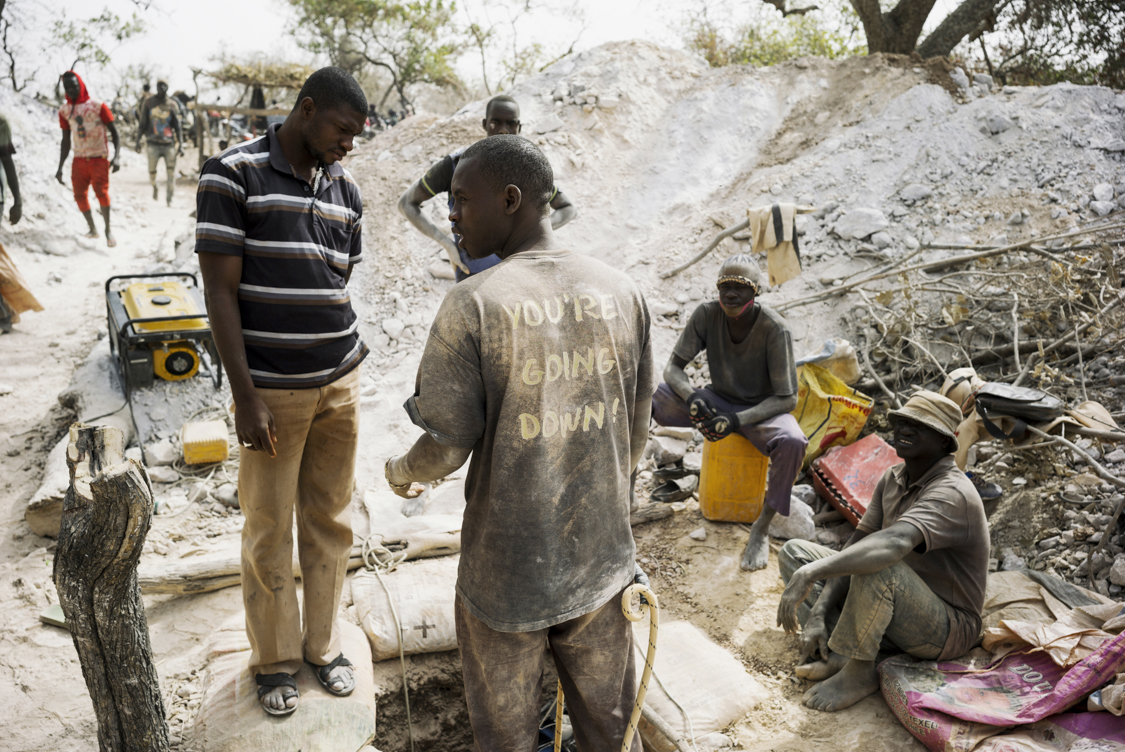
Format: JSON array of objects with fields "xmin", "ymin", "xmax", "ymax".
[{"xmin": 55, "ymin": 70, "xmax": 120, "ymax": 247}]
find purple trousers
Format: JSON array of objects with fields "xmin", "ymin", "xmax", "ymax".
[{"xmin": 652, "ymin": 383, "xmax": 807, "ymax": 516}]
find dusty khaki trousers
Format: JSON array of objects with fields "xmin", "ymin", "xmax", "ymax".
[
  {"xmin": 238, "ymin": 367, "xmax": 359, "ymax": 676},
  {"xmin": 455, "ymin": 591, "xmax": 642, "ymax": 752}
]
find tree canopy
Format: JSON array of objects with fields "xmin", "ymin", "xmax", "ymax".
[{"xmin": 286, "ymin": 0, "xmax": 462, "ymax": 110}]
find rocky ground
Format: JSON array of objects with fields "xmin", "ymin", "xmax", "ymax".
[{"xmin": 0, "ymin": 40, "xmax": 1122, "ymax": 752}]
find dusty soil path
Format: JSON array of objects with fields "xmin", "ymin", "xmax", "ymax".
[{"xmin": 0, "ymin": 144, "xmax": 215, "ymax": 751}]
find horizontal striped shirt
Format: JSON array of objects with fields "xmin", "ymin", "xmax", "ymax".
[{"xmin": 195, "ymin": 124, "xmax": 367, "ymax": 388}]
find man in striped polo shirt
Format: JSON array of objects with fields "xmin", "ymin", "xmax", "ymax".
[{"xmin": 195, "ymin": 67, "xmax": 368, "ymax": 717}]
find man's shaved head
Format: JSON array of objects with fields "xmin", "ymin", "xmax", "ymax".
[
  {"xmin": 459, "ymin": 135, "xmax": 553, "ymax": 210},
  {"xmin": 293, "ymin": 67, "xmax": 368, "ymax": 117}
]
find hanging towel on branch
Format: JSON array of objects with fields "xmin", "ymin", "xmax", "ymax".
[{"xmin": 747, "ymin": 203, "xmax": 814, "ymax": 287}]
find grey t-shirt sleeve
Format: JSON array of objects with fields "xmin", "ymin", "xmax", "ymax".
[
  {"xmin": 856, "ymin": 471, "xmax": 888, "ymax": 533},
  {"xmin": 404, "ymin": 290, "xmax": 486, "ymax": 448},
  {"xmin": 672, "ymin": 302, "xmax": 709, "ymax": 362},
  {"xmin": 767, "ymin": 325, "xmax": 799, "ymax": 397}
]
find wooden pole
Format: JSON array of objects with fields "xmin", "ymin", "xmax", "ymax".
[{"xmin": 54, "ymin": 424, "xmax": 169, "ymax": 752}]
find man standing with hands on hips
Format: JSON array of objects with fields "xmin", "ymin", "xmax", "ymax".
[
  {"xmin": 386, "ymin": 135, "xmax": 652, "ymax": 750},
  {"xmin": 195, "ymin": 67, "xmax": 368, "ymax": 717}
]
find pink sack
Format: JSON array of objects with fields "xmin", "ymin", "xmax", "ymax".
[{"xmin": 879, "ymin": 632, "xmax": 1125, "ymax": 752}]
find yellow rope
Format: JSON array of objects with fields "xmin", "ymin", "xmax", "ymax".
[{"xmin": 553, "ymin": 583, "xmax": 659, "ymax": 752}]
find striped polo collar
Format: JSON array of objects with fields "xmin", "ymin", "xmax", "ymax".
[{"xmin": 265, "ymin": 123, "xmax": 344, "ymax": 182}]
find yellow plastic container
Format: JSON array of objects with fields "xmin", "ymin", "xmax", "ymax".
[
  {"xmin": 698, "ymin": 433, "xmax": 770, "ymax": 523},
  {"xmin": 181, "ymin": 420, "xmax": 230, "ymax": 465}
]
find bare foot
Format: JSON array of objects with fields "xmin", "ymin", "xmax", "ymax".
[
  {"xmin": 802, "ymin": 658, "xmax": 879, "ymax": 712},
  {"xmin": 258, "ymin": 684, "xmax": 298, "ymax": 714},
  {"xmin": 83, "ymin": 229, "xmax": 98, "ymax": 239},
  {"xmin": 796, "ymin": 650, "xmax": 847, "ymax": 681},
  {"xmin": 106, "ymin": 230, "xmax": 116, "ymax": 248},
  {"xmin": 323, "ymin": 663, "xmax": 354, "ymax": 694},
  {"xmin": 740, "ymin": 527, "xmax": 770, "ymax": 571}
]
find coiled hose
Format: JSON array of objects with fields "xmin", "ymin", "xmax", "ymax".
[{"xmin": 553, "ymin": 582, "xmax": 659, "ymax": 752}]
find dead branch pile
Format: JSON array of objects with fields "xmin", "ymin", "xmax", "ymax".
[{"xmin": 785, "ymin": 220, "xmax": 1125, "ymax": 406}]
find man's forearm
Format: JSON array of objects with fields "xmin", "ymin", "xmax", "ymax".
[
  {"xmin": 57, "ymin": 143, "xmax": 69, "ymax": 172},
  {"xmin": 204, "ymin": 289, "xmax": 256, "ymax": 402},
  {"xmin": 399, "ymin": 195, "xmax": 453, "ymax": 247},
  {"xmin": 664, "ymin": 363, "xmax": 695, "ymax": 402},
  {"xmin": 736, "ymin": 393, "xmax": 797, "ymax": 427},
  {"xmin": 803, "ymin": 525, "xmax": 918, "ymax": 582},
  {"xmin": 630, "ymin": 395, "xmax": 652, "ymax": 472},
  {"xmin": 2, "ymin": 155, "xmax": 20, "ymax": 204},
  {"xmin": 390, "ymin": 432, "xmax": 472, "ymax": 484}
]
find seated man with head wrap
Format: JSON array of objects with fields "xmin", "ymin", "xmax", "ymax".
[
  {"xmin": 775, "ymin": 391, "xmax": 989, "ymax": 712},
  {"xmin": 651, "ymin": 253, "xmax": 808, "ymax": 571}
]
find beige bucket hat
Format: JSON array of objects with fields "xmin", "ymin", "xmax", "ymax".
[{"xmin": 888, "ymin": 390, "xmax": 962, "ymax": 440}]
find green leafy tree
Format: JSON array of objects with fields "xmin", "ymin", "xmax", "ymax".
[
  {"xmin": 52, "ymin": 7, "xmax": 145, "ymax": 71},
  {"xmin": 688, "ymin": 3, "xmax": 865, "ymax": 68},
  {"xmin": 286, "ymin": 0, "xmax": 462, "ymax": 110}
]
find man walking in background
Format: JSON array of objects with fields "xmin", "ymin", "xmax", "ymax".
[
  {"xmin": 398, "ymin": 94, "xmax": 577, "ymax": 280},
  {"xmin": 195, "ymin": 67, "xmax": 368, "ymax": 717},
  {"xmin": 386, "ymin": 135, "xmax": 651, "ymax": 750},
  {"xmin": 136, "ymin": 78, "xmax": 184, "ymax": 206},
  {"xmin": 55, "ymin": 70, "xmax": 119, "ymax": 247}
]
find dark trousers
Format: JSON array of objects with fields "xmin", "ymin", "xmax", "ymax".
[
  {"xmin": 455, "ymin": 591, "xmax": 642, "ymax": 752},
  {"xmin": 652, "ymin": 382, "xmax": 807, "ymax": 516}
]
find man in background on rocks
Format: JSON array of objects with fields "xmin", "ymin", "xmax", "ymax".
[
  {"xmin": 0, "ymin": 112, "xmax": 41, "ymax": 333},
  {"xmin": 386, "ymin": 135, "xmax": 651, "ymax": 749},
  {"xmin": 195, "ymin": 67, "xmax": 368, "ymax": 717},
  {"xmin": 55, "ymin": 70, "xmax": 119, "ymax": 247},
  {"xmin": 651, "ymin": 254, "xmax": 806, "ymax": 571},
  {"xmin": 776, "ymin": 391, "xmax": 988, "ymax": 712},
  {"xmin": 398, "ymin": 94, "xmax": 577, "ymax": 280},
  {"xmin": 136, "ymin": 78, "xmax": 184, "ymax": 206}
]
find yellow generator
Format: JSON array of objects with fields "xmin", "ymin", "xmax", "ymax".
[{"xmin": 106, "ymin": 274, "xmax": 224, "ymax": 394}]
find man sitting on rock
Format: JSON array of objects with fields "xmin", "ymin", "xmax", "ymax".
[
  {"xmin": 398, "ymin": 94, "xmax": 576, "ymax": 280},
  {"xmin": 652, "ymin": 253, "xmax": 807, "ymax": 571},
  {"xmin": 776, "ymin": 391, "xmax": 988, "ymax": 712}
]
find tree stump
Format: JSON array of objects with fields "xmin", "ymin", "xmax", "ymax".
[{"xmin": 54, "ymin": 423, "xmax": 169, "ymax": 752}]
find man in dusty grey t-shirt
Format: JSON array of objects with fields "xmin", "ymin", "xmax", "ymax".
[
  {"xmin": 385, "ymin": 135, "xmax": 652, "ymax": 751},
  {"xmin": 775, "ymin": 391, "xmax": 988, "ymax": 713},
  {"xmin": 653, "ymin": 254, "xmax": 807, "ymax": 572}
]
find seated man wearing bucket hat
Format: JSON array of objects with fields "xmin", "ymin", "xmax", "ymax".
[
  {"xmin": 652, "ymin": 253, "xmax": 808, "ymax": 572},
  {"xmin": 776, "ymin": 391, "xmax": 989, "ymax": 712}
]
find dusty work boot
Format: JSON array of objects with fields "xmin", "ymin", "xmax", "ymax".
[{"xmin": 966, "ymin": 471, "xmax": 1002, "ymax": 501}]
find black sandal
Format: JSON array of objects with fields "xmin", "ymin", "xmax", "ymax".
[
  {"xmin": 308, "ymin": 653, "xmax": 355, "ymax": 697},
  {"xmin": 256, "ymin": 672, "xmax": 299, "ymax": 716}
]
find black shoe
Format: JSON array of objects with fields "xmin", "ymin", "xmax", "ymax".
[
  {"xmin": 653, "ymin": 464, "xmax": 697, "ymax": 482},
  {"xmin": 967, "ymin": 471, "xmax": 1002, "ymax": 501},
  {"xmin": 650, "ymin": 479, "xmax": 696, "ymax": 503}
]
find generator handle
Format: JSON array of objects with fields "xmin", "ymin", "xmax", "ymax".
[
  {"xmin": 105, "ymin": 272, "xmax": 201, "ymax": 294},
  {"xmin": 117, "ymin": 313, "xmax": 212, "ymax": 341}
]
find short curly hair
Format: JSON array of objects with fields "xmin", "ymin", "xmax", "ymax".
[
  {"xmin": 294, "ymin": 67, "xmax": 368, "ymax": 116},
  {"xmin": 458, "ymin": 134, "xmax": 554, "ymax": 210}
]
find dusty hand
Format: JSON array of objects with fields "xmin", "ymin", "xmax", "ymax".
[
  {"xmin": 134, "ymin": 144, "xmax": 142, "ymax": 154},
  {"xmin": 797, "ymin": 613, "xmax": 830, "ymax": 665},
  {"xmin": 385, "ymin": 456, "xmax": 427, "ymax": 499},
  {"xmin": 55, "ymin": 169, "xmax": 65, "ymax": 186},
  {"xmin": 9, "ymin": 201, "xmax": 20, "ymax": 225},
  {"xmin": 777, "ymin": 566, "xmax": 815, "ymax": 636},
  {"xmin": 235, "ymin": 394, "xmax": 277, "ymax": 457},
  {"xmin": 177, "ymin": 146, "xmax": 185, "ymax": 157},
  {"xmin": 111, "ymin": 158, "xmax": 121, "ymax": 174}
]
